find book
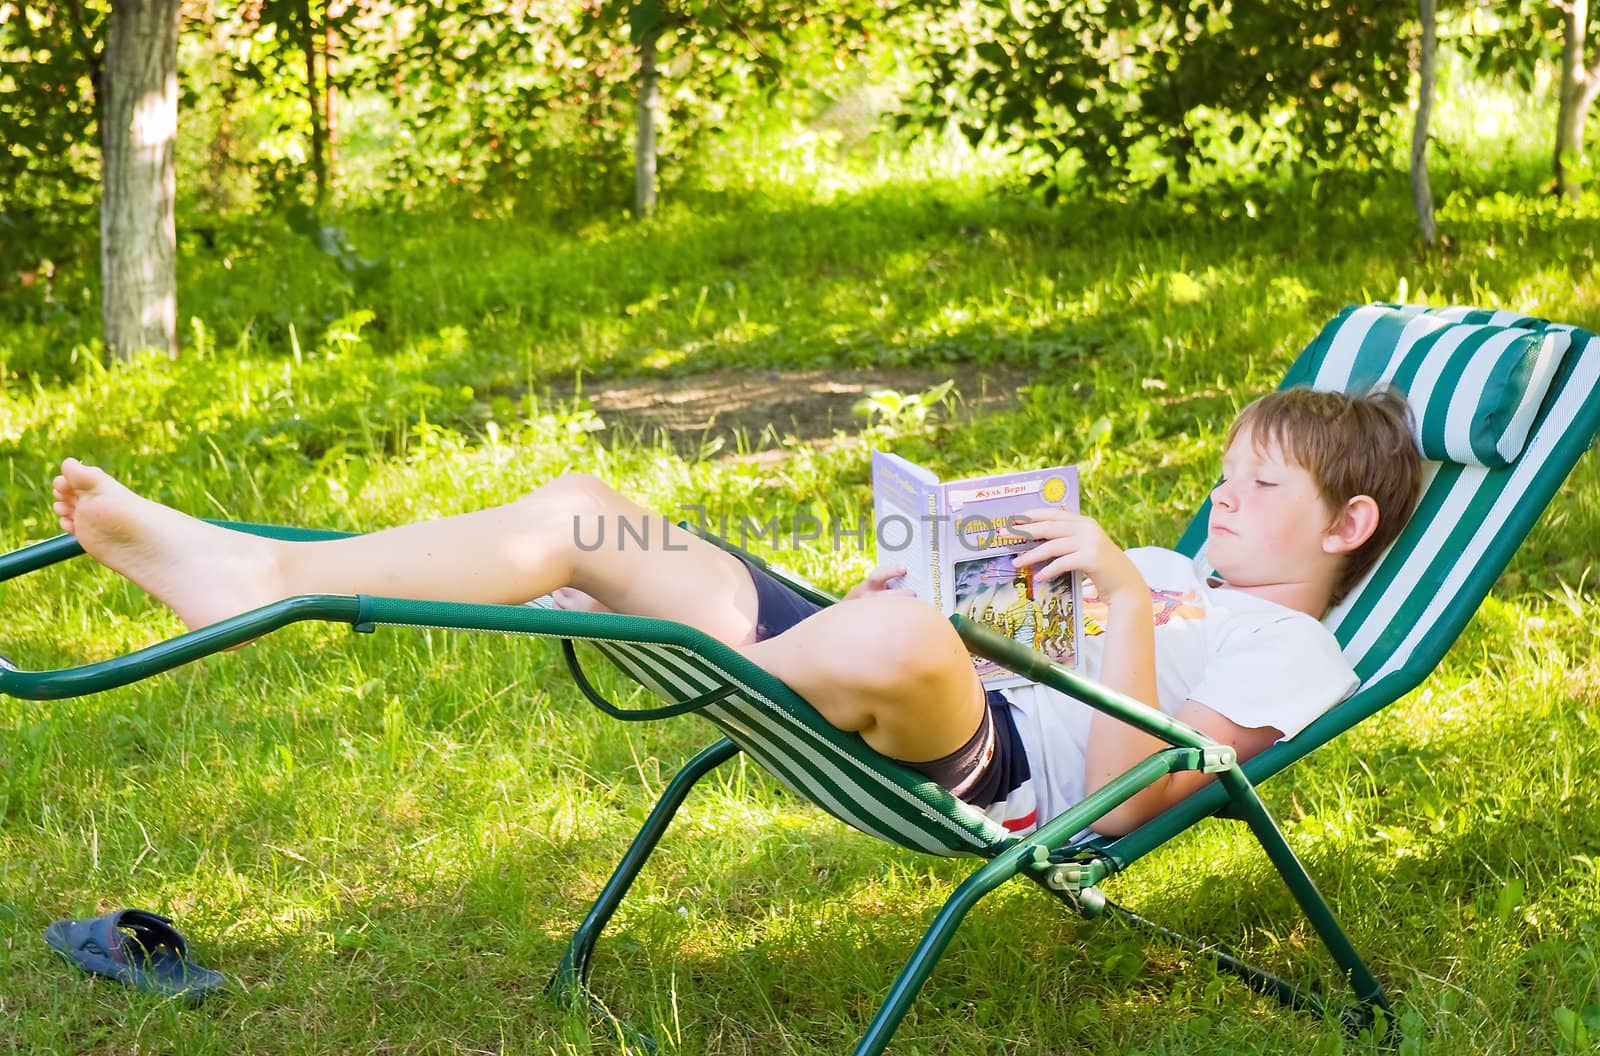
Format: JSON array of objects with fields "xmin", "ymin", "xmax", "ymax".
[{"xmin": 870, "ymin": 450, "xmax": 1083, "ymax": 688}]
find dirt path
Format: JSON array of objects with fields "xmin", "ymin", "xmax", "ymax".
[{"xmin": 553, "ymin": 365, "xmax": 1035, "ymax": 457}]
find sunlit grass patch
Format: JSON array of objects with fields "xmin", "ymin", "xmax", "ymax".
[{"xmin": 3, "ymin": 123, "xmax": 1600, "ymax": 1053}]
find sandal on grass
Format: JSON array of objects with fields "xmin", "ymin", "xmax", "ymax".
[{"xmin": 45, "ymin": 908, "xmax": 227, "ymax": 1000}]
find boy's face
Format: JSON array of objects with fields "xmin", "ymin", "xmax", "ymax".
[{"xmin": 1206, "ymin": 428, "xmax": 1340, "ymax": 591}]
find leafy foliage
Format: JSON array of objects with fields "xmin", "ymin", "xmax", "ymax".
[
  {"xmin": 3, "ymin": 0, "xmax": 885, "ymax": 243},
  {"xmin": 1459, "ymin": 0, "xmax": 1594, "ymax": 93},
  {"xmin": 850, "ymin": 379, "xmax": 955, "ymax": 429},
  {"xmin": 381, "ymin": 0, "xmax": 881, "ymax": 212},
  {"xmin": 898, "ymin": 0, "xmax": 1417, "ymax": 195},
  {"xmin": 2, "ymin": 138, "xmax": 1599, "ymax": 1053},
  {"xmin": 283, "ymin": 204, "xmax": 388, "ymax": 288},
  {"xmin": 1459, "ymin": 0, "xmax": 1600, "ymax": 196},
  {"xmin": 0, "ymin": 0, "xmax": 107, "ymax": 261}
]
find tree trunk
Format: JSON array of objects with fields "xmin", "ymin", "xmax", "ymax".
[
  {"xmin": 304, "ymin": 3, "xmax": 329, "ymax": 212},
  {"xmin": 324, "ymin": 19, "xmax": 337, "ymax": 184},
  {"xmin": 100, "ymin": 0, "xmax": 181, "ymax": 361},
  {"xmin": 634, "ymin": 28, "xmax": 660, "ymax": 218},
  {"xmin": 1554, "ymin": 0, "xmax": 1595, "ymax": 200},
  {"xmin": 203, "ymin": 1, "xmax": 236, "ymax": 210},
  {"xmin": 1411, "ymin": 0, "xmax": 1438, "ymax": 245}
]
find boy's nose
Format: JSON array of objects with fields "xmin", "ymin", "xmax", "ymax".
[{"xmin": 1211, "ymin": 480, "xmax": 1237, "ymax": 509}]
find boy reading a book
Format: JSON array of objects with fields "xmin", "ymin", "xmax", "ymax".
[{"xmin": 48, "ymin": 386, "xmax": 1420, "ymax": 836}]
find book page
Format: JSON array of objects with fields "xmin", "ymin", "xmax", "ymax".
[
  {"xmin": 871, "ymin": 450, "xmax": 1082, "ymax": 688},
  {"xmin": 870, "ymin": 450, "xmax": 940, "ymax": 605},
  {"xmin": 941, "ymin": 466, "xmax": 1082, "ymax": 688}
]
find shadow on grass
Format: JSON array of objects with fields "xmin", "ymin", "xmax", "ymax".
[
  {"xmin": 2, "ymin": 572, "xmax": 1595, "ymax": 1055},
  {"xmin": 4, "ymin": 165, "xmax": 1600, "ymax": 1053},
  {"xmin": 482, "ymin": 580, "xmax": 1599, "ymax": 1049},
  {"xmin": 6, "ymin": 168, "xmax": 1599, "ymax": 546}
]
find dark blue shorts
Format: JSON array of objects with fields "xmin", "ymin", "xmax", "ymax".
[
  {"xmin": 739, "ymin": 555, "xmax": 827, "ymax": 642},
  {"xmin": 734, "ymin": 556, "xmax": 1029, "ymax": 809}
]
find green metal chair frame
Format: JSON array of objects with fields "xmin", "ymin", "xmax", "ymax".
[{"xmin": 2, "ymin": 304, "xmax": 1596, "ymax": 1053}]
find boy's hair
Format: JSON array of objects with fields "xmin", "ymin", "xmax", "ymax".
[{"xmin": 1227, "ymin": 386, "xmax": 1422, "ymax": 604}]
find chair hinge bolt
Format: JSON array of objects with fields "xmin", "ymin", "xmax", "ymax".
[{"xmin": 1046, "ymin": 863, "xmax": 1087, "ymax": 891}]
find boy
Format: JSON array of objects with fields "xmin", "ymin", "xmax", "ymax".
[{"xmin": 49, "ymin": 387, "xmax": 1421, "ymax": 837}]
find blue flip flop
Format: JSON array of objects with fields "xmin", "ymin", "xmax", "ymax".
[{"xmin": 45, "ymin": 909, "xmax": 227, "ymax": 1000}]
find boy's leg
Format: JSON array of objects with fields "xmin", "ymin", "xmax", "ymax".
[
  {"xmin": 738, "ymin": 594, "xmax": 986, "ymax": 764},
  {"xmin": 53, "ymin": 460, "xmax": 762, "ymax": 645},
  {"xmin": 55, "ymin": 459, "xmax": 984, "ymax": 764}
]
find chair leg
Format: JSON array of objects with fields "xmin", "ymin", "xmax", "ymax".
[
  {"xmin": 547, "ymin": 737, "xmax": 741, "ymax": 1045},
  {"xmin": 851, "ymin": 846, "xmax": 1035, "ymax": 1056},
  {"xmin": 852, "ymin": 751, "xmax": 1229, "ymax": 1053},
  {"xmin": 1214, "ymin": 768, "xmax": 1393, "ymax": 1032}
]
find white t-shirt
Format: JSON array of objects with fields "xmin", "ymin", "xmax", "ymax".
[{"xmin": 986, "ymin": 547, "xmax": 1358, "ymax": 835}]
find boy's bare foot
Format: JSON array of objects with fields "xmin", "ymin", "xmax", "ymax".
[{"xmin": 53, "ymin": 458, "xmax": 287, "ymax": 630}]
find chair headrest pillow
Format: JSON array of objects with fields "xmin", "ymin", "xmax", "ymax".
[{"xmin": 1290, "ymin": 304, "xmax": 1570, "ymax": 468}]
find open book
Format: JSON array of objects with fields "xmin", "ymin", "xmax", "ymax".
[{"xmin": 870, "ymin": 451, "xmax": 1084, "ymax": 689}]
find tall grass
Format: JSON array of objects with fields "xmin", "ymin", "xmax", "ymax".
[{"xmin": 1, "ymin": 119, "xmax": 1598, "ymax": 1054}]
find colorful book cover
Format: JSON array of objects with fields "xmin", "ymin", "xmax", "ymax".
[{"xmin": 870, "ymin": 451, "xmax": 1083, "ymax": 688}]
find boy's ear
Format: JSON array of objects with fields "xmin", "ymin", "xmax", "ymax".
[{"xmin": 1323, "ymin": 495, "xmax": 1380, "ymax": 555}]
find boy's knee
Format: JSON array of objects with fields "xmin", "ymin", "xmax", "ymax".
[
  {"xmin": 830, "ymin": 595, "xmax": 966, "ymax": 692},
  {"xmin": 521, "ymin": 472, "xmax": 616, "ymax": 515},
  {"xmin": 870, "ymin": 594, "xmax": 959, "ymax": 650}
]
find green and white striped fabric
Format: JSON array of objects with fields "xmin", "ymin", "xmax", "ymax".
[
  {"xmin": 1318, "ymin": 305, "xmax": 1597, "ymax": 702},
  {"xmin": 563, "ymin": 629, "xmax": 1017, "ymax": 856},
  {"xmin": 546, "ymin": 303, "xmax": 1598, "ymax": 866},
  {"xmin": 1291, "ymin": 304, "xmax": 1571, "ymax": 467},
  {"xmin": 1119, "ymin": 304, "xmax": 1600, "ymax": 863}
]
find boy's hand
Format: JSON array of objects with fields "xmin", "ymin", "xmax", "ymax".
[
  {"xmin": 845, "ymin": 563, "xmax": 917, "ymax": 601},
  {"xmin": 1011, "ymin": 509, "xmax": 1145, "ymax": 604}
]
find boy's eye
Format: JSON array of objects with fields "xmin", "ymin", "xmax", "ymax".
[{"xmin": 1254, "ymin": 479, "xmax": 1276, "ymax": 488}]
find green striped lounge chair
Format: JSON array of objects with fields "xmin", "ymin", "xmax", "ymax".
[{"xmin": 1, "ymin": 303, "xmax": 1595, "ymax": 1054}]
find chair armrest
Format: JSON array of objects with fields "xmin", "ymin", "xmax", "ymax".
[
  {"xmin": 951, "ymin": 614, "xmax": 1224, "ymax": 758},
  {"xmin": 0, "ymin": 523, "xmax": 358, "ymax": 587},
  {"xmin": 0, "ymin": 524, "xmax": 368, "ymax": 699},
  {"xmin": 0, "ymin": 587, "xmax": 757, "ymax": 702},
  {"xmin": 0, "ymin": 594, "xmax": 365, "ymax": 700},
  {"xmin": 0, "ymin": 533, "xmax": 87, "ymax": 583}
]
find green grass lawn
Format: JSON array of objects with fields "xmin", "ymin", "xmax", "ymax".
[{"xmin": 2, "ymin": 139, "xmax": 1599, "ymax": 1054}]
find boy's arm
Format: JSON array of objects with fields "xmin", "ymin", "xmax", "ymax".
[
  {"xmin": 1012, "ymin": 508, "xmax": 1160, "ymax": 717},
  {"xmin": 843, "ymin": 563, "xmax": 916, "ymax": 601},
  {"xmin": 1078, "ymin": 562, "xmax": 1282, "ymax": 836},
  {"xmin": 1013, "ymin": 510, "xmax": 1279, "ymax": 836},
  {"xmin": 1074, "ymin": 559, "xmax": 1207, "ymax": 835},
  {"xmin": 1083, "ymin": 700, "xmax": 1281, "ymax": 837}
]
